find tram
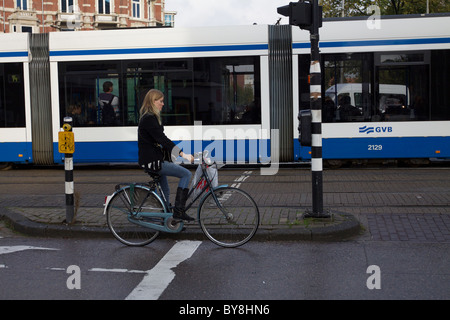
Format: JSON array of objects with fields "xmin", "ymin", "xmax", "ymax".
[{"xmin": 0, "ymin": 14, "xmax": 449, "ymax": 168}]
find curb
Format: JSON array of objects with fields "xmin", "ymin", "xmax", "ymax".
[
  {"xmin": 0, "ymin": 207, "xmax": 111, "ymax": 238},
  {"xmin": 0, "ymin": 207, "xmax": 362, "ymax": 242}
]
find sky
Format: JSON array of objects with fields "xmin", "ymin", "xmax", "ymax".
[{"xmin": 164, "ymin": 0, "xmax": 291, "ymax": 27}]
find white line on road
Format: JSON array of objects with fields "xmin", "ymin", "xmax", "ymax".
[
  {"xmin": 47, "ymin": 267, "xmax": 149, "ymax": 274},
  {"xmin": 0, "ymin": 246, "xmax": 59, "ymax": 255},
  {"xmin": 125, "ymin": 240, "xmax": 202, "ymax": 300},
  {"xmin": 89, "ymin": 268, "xmax": 147, "ymax": 274}
]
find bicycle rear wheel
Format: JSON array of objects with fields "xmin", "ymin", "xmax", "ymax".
[
  {"xmin": 198, "ymin": 186, "xmax": 259, "ymax": 248},
  {"xmin": 106, "ymin": 185, "xmax": 164, "ymax": 246}
]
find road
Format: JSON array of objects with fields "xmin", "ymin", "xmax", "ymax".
[
  {"xmin": 0, "ymin": 165, "xmax": 449, "ymax": 302},
  {"xmin": 0, "ymin": 237, "xmax": 448, "ymax": 301}
]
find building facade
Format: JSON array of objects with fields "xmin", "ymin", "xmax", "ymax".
[{"xmin": 1, "ymin": 0, "xmax": 176, "ymax": 33}]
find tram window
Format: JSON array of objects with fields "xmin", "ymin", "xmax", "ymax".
[
  {"xmin": 193, "ymin": 56, "xmax": 261, "ymax": 125},
  {"xmin": 59, "ymin": 61, "xmax": 124, "ymax": 127},
  {"xmin": 321, "ymin": 53, "xmax": 372, "ymax": 122},
  {"xmin": 379, "ymin": 53, "xmax": 426, "ymax": 65},
  {"xmin": 0, "ymin": 63, "xmax": 25, "ymax": 128},
  {"xmin": 59, "ymin": 56, "xmax": 261, "ymax": 127},
  {"xmin": 59, "ymin": 73, "xmax": 122, "ymax": 127},
  {"xmin": 300, "ymin": 50, "xmax": 448, "ymax": 123},
  {"xmin": 123, "ymin": 59, "xmax": 194, "ymax": 126},
  {"xmin": 123, "ymin": 56, "xmax": 261, "ymax": 126},
  {"xmin": 377, "ymin": 65, "xmax": 429, "ymax": 121}
]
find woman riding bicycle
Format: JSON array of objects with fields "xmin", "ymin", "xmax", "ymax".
[{"xmin": 138, "ymin": 89, "xmax": 195, "ymax": 221}]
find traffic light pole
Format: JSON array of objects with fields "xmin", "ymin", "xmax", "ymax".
[
  {"xmin": 306, "ymin": 0, "xmax": 328, "ymax": 218},
  {"xmin": 277, "ymin": 0, "xmax": 328, "ymax": 218}
]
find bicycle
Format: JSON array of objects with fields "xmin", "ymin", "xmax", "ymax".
[{"xmin": 104, "ymin": 151, "xmax": 259, "ymax": 248}]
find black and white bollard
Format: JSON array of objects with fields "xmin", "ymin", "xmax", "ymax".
[{"xmin": 65, "ymin": 152, "xmax": 74, "ymax": 224}]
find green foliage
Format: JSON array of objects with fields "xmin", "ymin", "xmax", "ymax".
[{"xmin": 320, "ymin": 0, "xmax": 450, "ymax": 17}]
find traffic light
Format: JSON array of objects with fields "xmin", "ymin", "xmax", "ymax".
[
  {"xmin": 277, "ymin": 1, "xmax": 322, "ymax": 31},
  {"xmin": 298, "ymin": 109, "xmax": 312, "ymax": 146}
]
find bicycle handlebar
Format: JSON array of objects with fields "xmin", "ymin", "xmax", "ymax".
[{"xmin": 193, "ymin": 150, "xmax": 214, "ymax": 166}]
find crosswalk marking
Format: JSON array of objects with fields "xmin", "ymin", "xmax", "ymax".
[
  {"xmin": 231, "ymin": 171, "xmax": 252, "ymax": 188},
  {"xmin": 125, "ymin": 240, "xmax": 202, "ymax": 300}
]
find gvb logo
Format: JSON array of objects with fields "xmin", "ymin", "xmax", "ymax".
[
  {"xmin": 359, "ymin": 126, "xmax": 393, "ymax": 134},
  {"xmin": 359, "ymin": 126, "xmax": 375, "ymax": 134}
]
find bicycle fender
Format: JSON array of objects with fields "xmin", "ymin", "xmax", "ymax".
[
  {"xmin": 213, "ymin": 184, "xmax": 228, "ymax": 190},
  {"xmin": 103, "ymin": 194, "xmax": 113, "ymax": 215}
]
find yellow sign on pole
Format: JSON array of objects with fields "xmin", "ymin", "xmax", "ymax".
[{"xmin": 58, "ymin": 131, "xmax": 75, "ymax": 154}]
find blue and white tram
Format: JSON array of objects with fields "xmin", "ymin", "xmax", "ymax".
[{"xmin": 0, "ymin": 14, "xmax": 449, "ymax": 168}]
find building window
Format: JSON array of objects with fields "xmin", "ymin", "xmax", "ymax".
[
  {"xmin": 132, "ymin": 0, "xmax": 141, "ymax": 18},
  {"xmin": 61, "ymin": 0, "xmax": 74, "ymax": 13},
  {"xmin": 98, "ymin": 0, "xmax": 111, "ymax": 14},
  {"xmin": 164, "ymin": 14, "xmax": 174, "ymax": 27},
  {"xmin": 16, "ymin": 0, "xmax": 28, "ymax": 10}
]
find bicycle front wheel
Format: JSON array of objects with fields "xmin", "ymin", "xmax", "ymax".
[
  {"xmin": 106, "ymin": 185, "xmax": 164, "ymax": 246},
  {"xmin": 198, "ymin": 186, "xmax": 259, "ymax": 247}
]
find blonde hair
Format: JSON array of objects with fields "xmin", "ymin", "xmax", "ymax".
[{"xmin": 140, "ymin": 89, "xmax": 164, "ymax": 124}]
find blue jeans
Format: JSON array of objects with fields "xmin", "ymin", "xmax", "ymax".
[{"xmin": 157, "ymin": 161, "xmax": 192, "ymax": 202}]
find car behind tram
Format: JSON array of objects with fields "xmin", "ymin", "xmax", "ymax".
[{"xmin": 0, "ymin": 14, "xmax": 449, "ymax": 168}]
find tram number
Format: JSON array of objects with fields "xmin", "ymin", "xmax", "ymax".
[{"xmin": 368, "ymin": 144, "xmax": 383, "ymax": 151}]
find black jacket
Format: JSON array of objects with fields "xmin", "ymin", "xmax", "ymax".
[{"xmin": 138, "ymin": 113, "xmax": 181, "ymax": 171}]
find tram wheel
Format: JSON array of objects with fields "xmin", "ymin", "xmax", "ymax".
[
  {"xmin": 325, "ymin": 159, "xmax": 345, "ymax": 169},
  {"xmin": 0, "ymin": 162, "xmax": 13, "ymax": 171}
]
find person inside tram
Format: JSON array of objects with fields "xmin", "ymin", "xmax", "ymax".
[
  {"xmin": 98, "ymin": 81, "xmax": 120, "ymax": 125},
  {"xmin": 138, "ymin": 89, "xmax": 195, "ymax": 221},
  {"xmin": 68, "ymin": 104, "xmax": 84, "ymax": 126},
  {"xmin": 338, "ymin": 95, "xmax": 361, "ymax": 121},
  {"xmin": 322, "ymin": 96, "xmax": 336, "ymax": 122}
]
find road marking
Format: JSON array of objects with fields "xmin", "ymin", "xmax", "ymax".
[
  {"xmin": 47, "ymin": 267, "xmax": 148, "ymax": 274},
  {"xmin": 0, "ymin": 246, "xmax": 59, "ymax": 255},
  {"xmin": 125, "ymin": 240, "xmax": 202, "ymax": 300},
  {"xmin": 89, "ymin": 268, "xmax": 147, "ymax": 274},
  {"xmin": 231, "ymin": 171, "xmax": 252, "ymax": 188}
]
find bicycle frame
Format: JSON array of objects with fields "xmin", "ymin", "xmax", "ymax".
[{"xmin": 104, "ymin": 152, "xmax": 228, "ymax": 234}]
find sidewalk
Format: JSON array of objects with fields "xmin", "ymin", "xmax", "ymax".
[
  {"xmin": 0, "ymin": 198, "xmax": 361, "ymax": 242},
  {"xmin": 2, "ymin": 166, "xmax": 449, "ymax": 243}
]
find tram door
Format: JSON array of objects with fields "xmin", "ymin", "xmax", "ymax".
[{"xmin": 375, "ymin": 52, "xmax": 430, "ymax": 121}]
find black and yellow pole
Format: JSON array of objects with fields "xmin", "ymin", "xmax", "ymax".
[{"xmin": 58, "ymin": 117, "xmax": 75, "ymax": 223}]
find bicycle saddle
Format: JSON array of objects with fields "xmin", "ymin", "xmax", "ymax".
[{"xmin": 145, "ymin": 169, "xmax": 161, "ymax": 180}]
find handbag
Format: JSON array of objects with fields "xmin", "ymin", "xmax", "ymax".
[{"xmin": 190, "ymin": 164, "xmax": 218, "ymax": 198}]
